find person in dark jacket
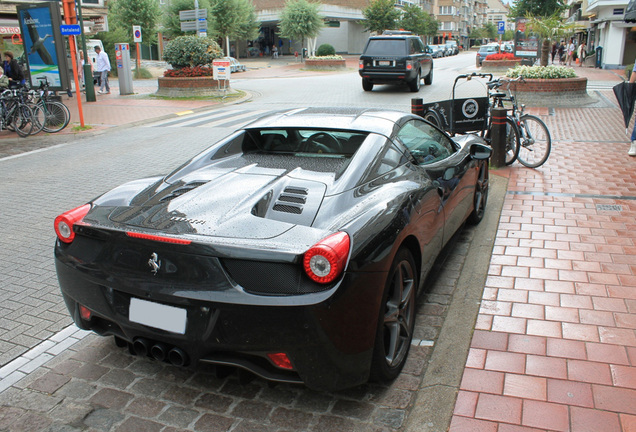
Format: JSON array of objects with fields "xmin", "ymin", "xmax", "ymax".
[{"xmin": 3, "ymin": 51, "xmax": 25, "ymax": 86}]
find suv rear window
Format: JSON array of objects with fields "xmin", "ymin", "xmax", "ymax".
[{"xmin": 364, "ymin": 39, "xmax": 407, "ymax": 56}]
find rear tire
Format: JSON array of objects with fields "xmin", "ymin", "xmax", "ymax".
[
  {"xmin": 42, "ymin": 101, "xmax": 70, "ymax": 133},
  {"xmin": 362, "ymin": 79, "xmax": 373, "ymax": 92},
  {"xmin": 468, "ymin": 161, "xmax": 489, "ymax": 225},
  {"xmin": 370, "ymin": 248, "xmax": 417, "ymax": 384},
  {"xmin": 516, "ymin": 114, "xmax": 551, "ymax": 168},
  {"xmin": 504, "ymin": 117, "xmax": 520, "ymax": 165},
  {"xmin": 408, "ymin": 71, "xmax": 421, "ymax": 92},
  {"xmin": 424, "ymin": 68, "xmax": 433, "ymax": 85}
]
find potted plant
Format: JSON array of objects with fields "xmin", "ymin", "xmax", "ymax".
[
  {"xmin": 305, "ymin": 44, "xmax": 346, "ymax": 69},
  {"xmin": 505, "ymin": 65, "xmax": 587, "ymax": 97},
  {"xmin": 156, "ymin": 36, "xmax": 226, "ymax": 97},
  {"xmin": 481, "ymin": 52, "xmax": 523, "ymax": 71}
]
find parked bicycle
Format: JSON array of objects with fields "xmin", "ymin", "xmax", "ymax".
[
  {"xmin": 487, "ymin": 76, "xmax": 552, "ymax": 168},
  {"xmin": 0, "ymin": 88, "xmax": 37, "ymax": 137},
  {"xmin": 28, "ymin": 77, "xmax": 71, "ymax": 133}
]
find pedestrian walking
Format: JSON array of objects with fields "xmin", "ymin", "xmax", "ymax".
[
  {"xmin": 566, "ymin": 39, "xmax": 576, "ymax": 66},
  {"xmin": 551, "ymin": 42, "xmax": 558, "ymax": 64},
  {"xmin": 94, "ymin": 45, "xmax": 111, "ymax": 94},
  {"xmin": 577, "ymin": 42, "xmax": 587, "ymax": 67},
  {"xmin": 558, "ymin": 42, "xmax": 565, "ymax": 65}
]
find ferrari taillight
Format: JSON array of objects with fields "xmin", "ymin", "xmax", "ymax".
[
  {"xmin": 303, "ymin": 231, "xmax": 350, "ymax": 284},
  {"xmin": 54, "ymin": 204, "xmax": 91, "ymax": 243}
]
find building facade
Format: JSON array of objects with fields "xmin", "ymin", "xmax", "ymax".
[{"xmin": 581, "ymin": 0, "xmax": 634, "ymax": 68}]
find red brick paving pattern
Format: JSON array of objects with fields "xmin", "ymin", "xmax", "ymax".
[{"xmin": 452, "ymin": 102, "xmax": 636, "ymax": 431}]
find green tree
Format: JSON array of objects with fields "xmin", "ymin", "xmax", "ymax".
[
  {"xmin": 211, "ymin": 0, "xmax": 258, "ymax": 56},
  {"xmin": 399, "ymin": 4, "xmax": 438, "ymax": 41},
  {"xmin": 278, "ymin": 0, "xmax": 323, "ymax": 55},
  {"xmin": 162, "ymin": 0, "xmax": 211, "ymax": 39},
  {"xmin": 108, "ymin": 0, "xmax": 161, "ymax": 44},
  {"xmin": 483, "ymin": 23, "xmax": 497, "ymax": 40},
  {"xmin": 361, "ymin": 0, "xmax": 401, "ymax": 34},
  {"xmin": 509, "ymin": 0, "xmax": 567, "ymax": 18},
  {"xmin": 526, "ymin": 13, "xmax": 575, "ymax": 66},
  {"xmin": 503, "ymin": 29, "xmax": 515, "ymax": 41}
]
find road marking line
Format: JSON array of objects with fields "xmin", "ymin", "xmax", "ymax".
[{"xmin": 175, "ymin": 110, "xmax": 194, "ymax": 116}]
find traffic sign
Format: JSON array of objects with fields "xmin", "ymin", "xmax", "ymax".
[
  {"xmin": 60, "ymin": 24, "xmax": 81, "ymax": 36},
  {"xmin": 179, "ymin": 9, "xmax": 207, "ymax": 20},
  {"xmin": 497, "ymin": 21, "xmax": 505, "ymax": 34},
  {"xmin": 180, "ymin": 21, "xmax": 208, "ymax": 31},
  {"xmin": 133, "ymin": 25, "xmax": 142, "ymax": 43}
]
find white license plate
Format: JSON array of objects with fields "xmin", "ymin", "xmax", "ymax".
[
  {"xmin": 129, "ymin": 298, "xmax": 187, "ymax": 334},
  {"xmin": 378, "ymin": 61, "xmax": 391, "ymax": 66}
]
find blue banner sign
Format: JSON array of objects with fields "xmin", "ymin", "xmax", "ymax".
[{"xmin": 60, "ymin": 24, "xmax": 81, "ymax": 36}]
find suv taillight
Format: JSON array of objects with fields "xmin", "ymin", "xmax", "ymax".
[{"xmin": 359, "ymin": 59, "xmax": 364, "ymax": 69}]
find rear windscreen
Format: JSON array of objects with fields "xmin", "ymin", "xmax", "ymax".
[{"xmin": 364, "ymin": 39, "xmax": 406, "ymax": 56}]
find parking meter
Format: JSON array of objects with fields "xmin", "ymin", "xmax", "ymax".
[{"xmin": 115, "ymin": 43, "xmax": 134, "ymax": 95}]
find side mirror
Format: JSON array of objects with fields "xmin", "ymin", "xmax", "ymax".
[{"xmin": 470, "ymin": 143, "xmax": 492, "ymax": 160}]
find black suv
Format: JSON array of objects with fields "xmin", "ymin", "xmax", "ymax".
[{"xmin": 359, "ymin": 34, "xmax": 433, "ymax": 92}]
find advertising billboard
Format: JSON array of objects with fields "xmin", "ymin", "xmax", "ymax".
[
  {"xmin": 514, "ymin": 18, "xmax": 539, "ymax": 58},
  {"xmin": 16, "ymin": 2, "xmax": 69, "ymax": 90}
]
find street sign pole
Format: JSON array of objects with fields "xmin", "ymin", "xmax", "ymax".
[
  {"xmin": 75, "ymin": 0, "xmax": 95, "ymax": 102},
  {"xmin": 62, "ymin": 0, "xmax": 85, "ymax": 125}
]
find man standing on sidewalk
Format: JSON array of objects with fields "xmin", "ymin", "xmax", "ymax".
[{"xmin": 94, "ymin": 46, "xmax": 110, "ymax": 95}]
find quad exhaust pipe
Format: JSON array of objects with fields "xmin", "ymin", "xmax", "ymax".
[{"xmin": 126, "ymin": 337, "xmax": 189, "ymax": 367}]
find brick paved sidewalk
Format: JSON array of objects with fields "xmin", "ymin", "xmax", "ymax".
[{"xmin": 450, "ymin": 105, "xmax": 636, "ymax": 431}]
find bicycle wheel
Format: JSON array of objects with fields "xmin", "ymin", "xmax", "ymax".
[
  {"xmin": 27, "ymin": 103, "xmax": 45, "ymax": 135},
  {"xmin": 516, "ymin": 114, "xmax": 551, "ymax": 168},
  {"xmin": 503, "ymin": 117, "xmax": 520, "ymax": 165},
  {"xmin": 41, "ymin": 101, "xmax": 70, "ymax": 133},
  {"xmin": 10, "ymin": 105, "xmax": 34, "ymax": 137}
]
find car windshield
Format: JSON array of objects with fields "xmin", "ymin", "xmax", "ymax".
[
  {"xmin": 243, "ymin": 128, "xmax": 369, "ymax": 157},
  {"xmin": 364, "ymin": 39, "xmax": 407, "ymax": 56}
]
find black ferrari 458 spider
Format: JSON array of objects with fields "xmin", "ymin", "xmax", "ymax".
[{"xmin": 54, "ymin": 107, "xmax": 491, "ymax": 391}]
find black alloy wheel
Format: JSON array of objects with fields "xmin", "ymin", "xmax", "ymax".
[
  {"xmin": 409, "ymin": 71, "xmax": 421, "ymax": 92},
  {"xmin": 468, "ymin": 161, "xmax": 489, "ymax": 224},
  {"xmin": 370, "ymin": 248, "xmax": 417, "ymax": 383}
]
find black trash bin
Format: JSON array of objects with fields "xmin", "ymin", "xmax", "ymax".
[{"xmin": 595, "ymin": 46, "xmax": 603, "ymax": 68}]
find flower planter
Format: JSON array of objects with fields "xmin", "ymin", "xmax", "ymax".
[
  {"xmin": 506, "ymin": 77, "xmax": 587, "ymax": 94},
  {"xmin": 481, "ymin": 59, "xmax": 521, "ymax": 71},
  {"xmin": 504, "ymin": 77, "xmax": 590, "ymax": 106},
  {"xmin": 156, "ymin": 76, "xmax": 231, "ymax": 97},
  {"xmin": 304, "ymin": 59, "xmax": 346, "ymax": 70}
]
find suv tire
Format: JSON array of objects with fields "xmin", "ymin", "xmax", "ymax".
[
  {"xmin": 424, "ymin": 68, "xmax": 433, "ymax": 85},
  {"xmin": 362, "ymin": 78, "xmax": 374, "ymax": 92},
  {"xmin": 408, "ymin": 71, "xmax": 421, "ymax": 92}
]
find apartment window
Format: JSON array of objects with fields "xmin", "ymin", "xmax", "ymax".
[
  {"xmin": 439, "ymin": 6, "xmax": 455, "ymax": 15},
  {"xmin": 614, "ymin": 8, "xmax": 624, "ymax": 14}
]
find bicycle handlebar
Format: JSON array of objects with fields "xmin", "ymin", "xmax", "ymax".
[{"xmin": 453, "ymin": 72, "xmax": 493, "ymax": 86}]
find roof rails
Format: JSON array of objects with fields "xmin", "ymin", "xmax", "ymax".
[{"xmin": 382, "ymin": 30, "xmax": 413, "ymax": 35}]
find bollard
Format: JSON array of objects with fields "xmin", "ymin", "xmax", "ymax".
[
  {"xmin": 490, "ymin": 107, "xmax": 508, "ymax": 168},
  {"xmin": 411, "ymin": 98, "xmax": 424, "ymax": 117}
]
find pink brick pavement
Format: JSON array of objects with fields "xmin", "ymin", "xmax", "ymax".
[{"xmin": 451, "ymin": 68, "xmax": 636, "ymax": 430}]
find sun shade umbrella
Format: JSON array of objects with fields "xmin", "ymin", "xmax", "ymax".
[{"xmin": 613, "ymin": 81, "xmax": 636, "ymax": 128}]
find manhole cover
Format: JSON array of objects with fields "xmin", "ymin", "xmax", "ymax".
[{"xmin": 596, "ymin": 204, "xmax": 623, "ymax": 211}]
